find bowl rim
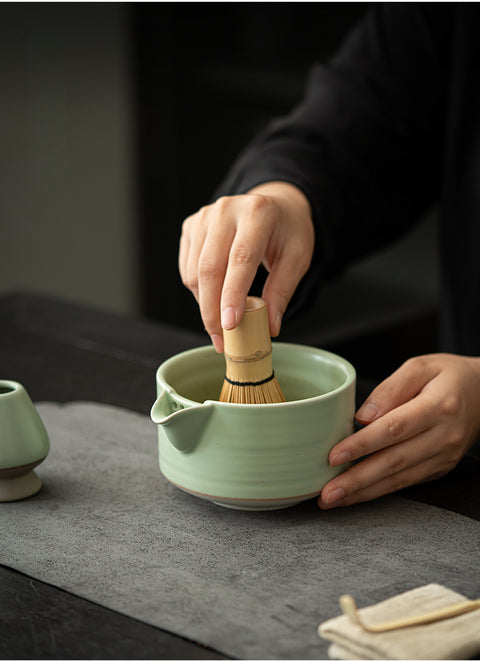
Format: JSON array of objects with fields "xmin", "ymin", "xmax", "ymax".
[{"xmin": 155, "ymin": 342, "xmax": 356, "ymax": 409}]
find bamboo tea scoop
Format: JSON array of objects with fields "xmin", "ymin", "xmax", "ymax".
[
  {"xmin": 219, "ymin": 296, "xmax": 286, "ymax": 404},
  {"xmin": 339, "ymin": 593, "xmax": 480, "ymax": 633}
]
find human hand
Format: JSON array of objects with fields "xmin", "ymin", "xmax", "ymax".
[
  {"xmin": 318, "ymin": 353, "xmax": 480, "ymax": 509},
  {"xmin": 179, "ymin": 181, "xmax": 314, "ymax": 352}
]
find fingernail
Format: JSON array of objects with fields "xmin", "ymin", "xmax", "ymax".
[
  {"xmin": 272, "ymin": 312, "xmax": 282, "ymax": 337},
  {"xmin": 325, "ymin": 487, "xmax": 345, "ymax": 505},
  {"xmin": 211, "ymin": 334, "xmax": 223, "ymax": 353},
  {"xmin": 221, "ymin": 306, "xmax": 236, "ymax": 330},
  {"xmin": 330, "ymin": 451, "xmax": 351, "ymax": 466},
  {"xmin": 355, "ymin": 402, "xmax": 379, "ymax": 424}
]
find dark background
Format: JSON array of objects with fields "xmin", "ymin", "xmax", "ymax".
[
  {"xmin": 132, "ymin": 2, "xmax": 438, "ymax": 381},
  {"xmin": 133, "ymin": 2, "xmax": 367, "ymax": 328},
  {"xmin": 0, "ymin": 3, "xmax": 439, "ymax": 383}
]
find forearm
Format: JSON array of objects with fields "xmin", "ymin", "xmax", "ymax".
[{"xmin": 213, "ymin": 5, "xmax": 451, "ymax": 281}]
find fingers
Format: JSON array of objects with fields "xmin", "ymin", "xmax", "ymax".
[
  {"xmin": 177, "ymin": 229, "xmax": 190, "ymax": 297},
  {"xmin": 179, "ymin": 208, "xmax": 208, "ymax": 305},
  {"xmin": 180, "ymin": 197, "xmax": 273, "ymax": 349},
  {"xmin": 220, "ymin": 198, "xmax": 275, "ymax": 332},
  {"xmin": 262, "ymin": 238, "xmax": 312, "ymax": 337},
  {"xmin": 196, "ymin": 219, "xmax": 236, "ymax": 352},
  {"xmin": 319, "ymin": 457, "xmax": 447, "ymax": 509},
  {"xmin": 179, "ymin": 185, "xmax": 314, "ymax": 351},
  {"xmin": 179, "ymin": 199, "xmax": 238, "ymax": 350},
  {"xmin": 320, "ymin": 381, "xmax": 440, "ymax": 509},
  {"xmin": 319, "ymin": 423, "xmax": 455, "ymax": 510},
  {"xmin": 329, "ymin": 388, "xmax": 439, "ymax": 467},
  {"xmin": 355, "ymin": 356, "xmax": 441, "ymax": 424},
  {"xmin": 315, "ymin": 354, "xmax": 480, "ymax": 510}
]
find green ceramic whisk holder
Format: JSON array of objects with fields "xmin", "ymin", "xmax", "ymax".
[{"xmin": 0, "ymin": 380, "xmax": 50, "ymax": 502}]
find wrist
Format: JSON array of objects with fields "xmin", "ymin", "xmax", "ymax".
[{"xmin": 247, "ymin": 181, "xmax": 313, "ymax": 218}]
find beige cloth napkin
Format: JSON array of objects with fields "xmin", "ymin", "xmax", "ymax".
[{"xmin": 318, "ymin": 584, "xmax": 480, "ymax": 660}]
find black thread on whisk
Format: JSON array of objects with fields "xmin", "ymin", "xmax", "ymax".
[{"xmin": 224, "ymin": 372, "xmax": 275, "ymax": 387}]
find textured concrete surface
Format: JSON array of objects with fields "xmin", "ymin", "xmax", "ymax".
[{"xmin": 1, "ymin": 402, "xmax": 479, "ymax": 660}]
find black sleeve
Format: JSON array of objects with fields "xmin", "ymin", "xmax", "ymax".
[{"xmin": 213, "ymin": 4, "xmax": 452, "ymax": 310}]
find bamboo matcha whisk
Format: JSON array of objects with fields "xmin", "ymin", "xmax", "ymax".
[{"xmin": 219, "ymin": 296, "xmax": 286, "ymax": 404}]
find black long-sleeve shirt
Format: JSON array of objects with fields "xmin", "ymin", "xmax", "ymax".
[{"xmin": 214, "ymin": 4, "xmax": 480, "ymax": 356}]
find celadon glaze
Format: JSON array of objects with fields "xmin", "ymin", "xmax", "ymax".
[
  {"xmin": 151, "ymin": 343, "xmax": 356, "ymax": 510},
  {"xmin": 0, "ymin": 380, "xmax": 50, "ymax": 501}
]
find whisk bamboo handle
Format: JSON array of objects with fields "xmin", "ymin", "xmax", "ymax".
[
  {"xmin": 223, "ymin": 297, "xmax": 273, "ymax": 384},
  {"xmin": 219, "ymin": 297, "xmax": 285, "ymax": 403},
  {"xmin": 339, "ymin": 594, "xmax": 480, "ymax": 633}
]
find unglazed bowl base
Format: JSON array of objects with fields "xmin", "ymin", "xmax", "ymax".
[
  {"xmin": 173, "ymin": 480, "xmax": 320, "ymax": 511},
  {"xmin": 0, "ymin": 470, "xmax": 42, "ymax": 502},
  {"xmin": 211, "ymin": 498, "xmax": 316, "ymax": 511}
]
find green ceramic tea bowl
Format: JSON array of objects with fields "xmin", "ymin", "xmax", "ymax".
[{"xmin": 151, "ymin": 342, "xmax": 356, "ymax": 510}]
